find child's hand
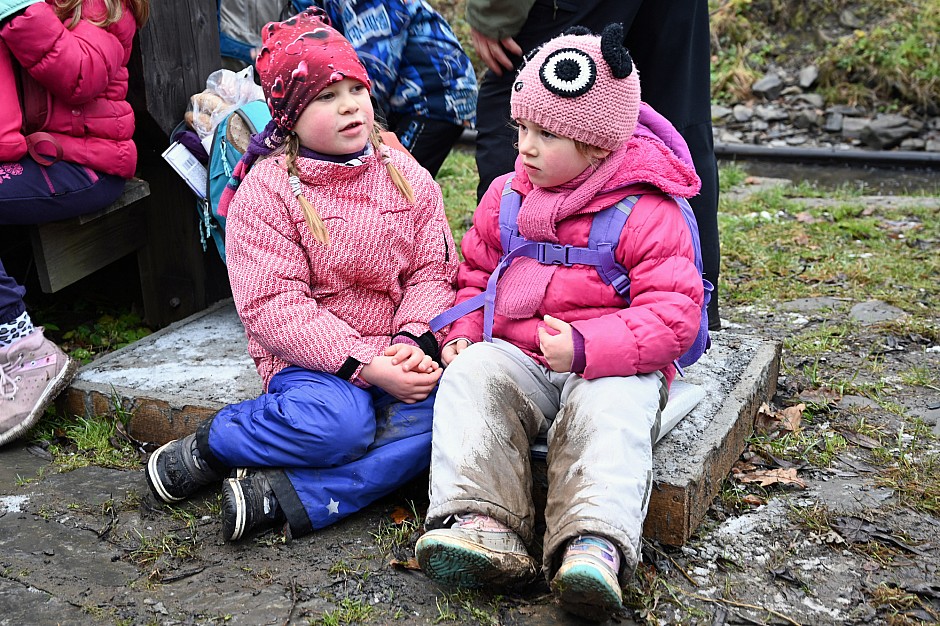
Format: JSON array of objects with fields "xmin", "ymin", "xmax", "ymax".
[
  {"xmin": 385, "ymin": 344, "xmax": 438, "ymax": 373},
  {"xmin": 361, "ymin": 356, "xmax": 442, "ymax": 403},
  {"xmin": 441, "ymin": 339, "xmax": 470, "ymax": 366},
  {"xmin": 538, "ymin": 315, "xmax": 574, "ymax": 373}
]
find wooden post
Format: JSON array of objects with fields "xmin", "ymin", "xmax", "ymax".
[{"xmin": 127, "ymin": 0, "xmax": 224, "ymax": 327}]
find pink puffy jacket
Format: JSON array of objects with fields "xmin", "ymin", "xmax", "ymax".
[
  {"xmin": 447, "ymin": 108, "xmax": 705, "ymax": 385},
  {"xmin": 0, "ymin": 0, "xmax": 138, "ymax": 177}
]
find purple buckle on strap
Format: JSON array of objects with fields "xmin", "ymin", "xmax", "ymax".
[{"xmin": 538, "ymin": 243, "xmax": 574, "ymax": 266}]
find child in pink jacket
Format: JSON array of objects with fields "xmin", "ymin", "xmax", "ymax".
[
  {"xmin": 415, "ymin": 25, "xmax": 704, "ymax": 621},
  {"xmin": 145, "ymin": 9, "xmax": 457, "ymax": 543}
]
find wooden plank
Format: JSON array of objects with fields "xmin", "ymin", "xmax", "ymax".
[
  {"xmin": 131, "ymin": 0, "xmax": 221, "ymax": 135},
  {"xmin": 31, "ymin": 199, "xmax": 149, "ymax": 293},
  {"xmin": 124, "ymin": 0, "xmax": 221, "ymax": 327},
  {"xmin": 642, "ymin": 340, "xmax": 781, "ymax": 545}
]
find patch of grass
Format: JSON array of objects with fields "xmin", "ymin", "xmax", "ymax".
[
  {"xmin": 29, "ymin": 407, "xmax": 140, "ymax": 472},
  {"xmin": 317, "ymin": 597, "xmax": 374, "ymax": 626},
  {"xmin": 719, "ymin": 186, "xmax": 940, "ymax": 311},
  {"xmin": 370, "ymin": 502, "xmax": 422, "ymax": 555},
  {"xmin": 126, "ymin": 527, "xmax": 199, "ymax": 571},
  {"xmin": 58, "ymin": 311, "xmax": 152, "ymax": 364},
  {"xmin": 436, "ymin": 148, "xmax": 478, "ymax": 248},
  {"xmin": 818, "ymin": 2, "xmax": 940, "ymax": 112}
]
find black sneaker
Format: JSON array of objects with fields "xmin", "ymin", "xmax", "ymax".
[
  {"xmin": 146, "ymin": 433, "xmax": 221, "ymax": 503},
  {"xmin": 221, "ymin": 468, "xmax": 285, "ymax": 541}
]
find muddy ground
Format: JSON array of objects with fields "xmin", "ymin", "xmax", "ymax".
[{"xmin": 2, "ymin": 250, "xmax": 939, "ymax": 626}]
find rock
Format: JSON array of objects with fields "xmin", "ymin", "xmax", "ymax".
[
  {"xmin": 859, "ymin": 115, "xmax": 919, "ymax": 149},
  {"xmin": 793, "ymin": 93, "xmax": 825, "ymax": 108},
  {"xmin": 792, "ymin": 109, "xmax": 819, "ymax": 129},
  {"xmin": 900, "ymin": 138, "xmax": 926, "ymax": 151},
  {"xmin": 733, "ymin": 104, "xmax": 753, "ymax": 122},
  {"xmin": 927, "ymin": 139, "xmax": 940, "ymax": 152},
  {"xmin": 754, "ymin": 104, "xmax": 789, "ymax": 122},
  {"xmin": 824, "ymin": 111, "xmax": 844, "ymax": 133},
  {"xmin": 752, "ymin": 72, "xmax": 784, "ymax": 100},
  {"xmin": 839, "ymin": 9, "xmax": 863, "ymax": 28},
  {"xmin": 799, "ymin": 65, "xmax": 819, "ymax": 89},
  {"xmin": 712, "ymin": 105, "xmax": 733, "ymax": 121},
  {"xmin": 841, "ymin": 116, "xmax": 871, "ymax": 140},
  {"xmin": 849, "ymin": 300, "xmax": 906, "ymax": 324}
]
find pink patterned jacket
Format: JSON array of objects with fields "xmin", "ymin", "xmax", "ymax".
[{"xmin": 226, "ymin": 148, "xmax": 458, "ymax": 391}]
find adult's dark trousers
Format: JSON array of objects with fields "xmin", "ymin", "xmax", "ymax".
[
  {"xmin": 388, "ymin": 113, "xmax": 465, "ymax": 178},
  {"xmin": 0, "ymin": 155, "xmax": 126, "ymax": 321},
  {"xmin": 474, "ymin": 0, "xmax": 720, "ymax": 318}
]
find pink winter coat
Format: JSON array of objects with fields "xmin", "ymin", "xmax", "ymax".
[
  {"xmin": 446, "ymin": 108, "xmax": 704, "ymax": 385},
  {"xmin": 0, "ymin": 0, "xmax": 138, "ymax": 177},
  {"xmin": 226, "ymin": 147, "xmax": 458, "ymax": 391}
]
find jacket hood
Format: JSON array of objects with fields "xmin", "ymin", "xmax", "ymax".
[{"xmin": 513, "ymin": 102, "xmax": 701, "ymax": 203}]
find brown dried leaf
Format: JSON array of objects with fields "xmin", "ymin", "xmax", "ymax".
[
  {"xmin": 780, "ymin": 404, "xmax": 804, "ymax": 432},
  {"xmin": 390, "ymin": 507, "xmax": 413, "ymax": 525},
  {"xmin": 737, "ymin": 467, "xmax": 807, "ymax": 488},
  {"xmin": 741, "ymin": 494, "xmax": 765, "ymax": 506},
  {"xmin": 388, "ymin": 557, "xmax": 421, "ymax": 571},
  {"xmin": 795, "ymin": 212, "xmax": 818, "ymax": 224},
  {"xmin": 838, "ymin": 429, "xmax": 881, "ymax": 450}
]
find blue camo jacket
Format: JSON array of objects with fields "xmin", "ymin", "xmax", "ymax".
[{"xmin": 304, "ymin": 0, "xmax": 478, "ymax": 127}]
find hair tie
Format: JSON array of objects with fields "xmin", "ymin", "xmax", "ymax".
[
  {"xmin": 378, "ymin": 143, "xmax": 391, "ymax": 166},
  {"xmin": 288, "ymin": 175, "xmax": 303, "ymax": 197}
]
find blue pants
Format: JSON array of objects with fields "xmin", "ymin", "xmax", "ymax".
[
  {"xmin": 0, "ymin": 258, "xmax": 26, "ymax": 324},
  {"xmin": 0, "ymin": 156, "xmax": 125, "ymax": 225},
  {"xmin": 203, "ymin": 366, "xmax": 434, "ymax": 536}
]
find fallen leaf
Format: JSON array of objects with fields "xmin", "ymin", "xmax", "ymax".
[
  {"xmin": 838, "ymin": 429, "xmax": 881, "ymax": 450},
  {"xmin": 741, "ymin": 494, "xmax": 765, "ymax": 506},
  {"xmin": 390, "ymin": 507, "xmax": 413, "ymax": 525},
  {"xmin": 388, "ymin": 557, "xmax": 421, "ymax": 571},
  {"xmin": 737, "ymin": 468, "xmax": 807, "ymax": 488},
  {"xmin": 780, "ymin": 404, "xmax": 804, "ymax": 432},
  {"xmin": 795, "ymin": 212, "xmax": 819, "ymax": 224}
]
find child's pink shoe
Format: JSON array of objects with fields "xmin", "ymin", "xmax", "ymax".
[
  {"xmin": 551, "ymin": 535, "xmax": 623, "ymax": 622},
  {"xmin": 0, "ymin": 329, "xmax": 77, "ymax": 446},
  {"xmin": 415, "ymin": 513, "xmax": 537, "ymax": 588}
]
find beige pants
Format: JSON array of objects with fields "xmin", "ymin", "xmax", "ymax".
[{"xmin": 426, "ymin": 340, "xmax": 667, "ymax": 582}]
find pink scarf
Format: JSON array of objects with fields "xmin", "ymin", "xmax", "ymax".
[{"xmin": 495, "ymin": 142, "xmax": 631, "ymax": 318}]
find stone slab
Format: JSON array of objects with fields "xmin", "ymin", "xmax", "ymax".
[{"xmin": 58, "ymin": 300, "xmax": 780, "ymax": 546}]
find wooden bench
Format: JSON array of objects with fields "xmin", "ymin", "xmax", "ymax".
[
  {"xmin": 28, "ymin": 179, "xmax": 151, "ymax": 293},
  {"xmin": 11, "ymin": 0, "xmax": 228, "ymax": 328}
]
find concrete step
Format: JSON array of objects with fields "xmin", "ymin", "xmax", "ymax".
[{"xmin": 59, "ymin": 300, "xmax": 780, "ymax": 546}]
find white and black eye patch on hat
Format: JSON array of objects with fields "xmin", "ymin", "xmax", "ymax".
[{"xmin": 539, "ymin": 48, "xmax": 596, "ymax": 98}]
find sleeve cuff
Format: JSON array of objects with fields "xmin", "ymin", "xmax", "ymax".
[{"xmin": 570, "ymin": 327, "xmax": 586, "ymax": 374}]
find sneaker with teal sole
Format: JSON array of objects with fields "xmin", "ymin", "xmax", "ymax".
[
  {"xmin": 551, "ymin": 535, "xmax": 623, "ymax": 622},
  {"xmin": 415, "ymin": 514, "xmax": 537, "ymax": 589}
]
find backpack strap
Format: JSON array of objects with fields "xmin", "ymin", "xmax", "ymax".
[
  {"xmin": 429, "ymin": 184, "xmax": 641, "ymax": 341},
  {"xmin": 588, "ymin": 196, "xmax": 639, "ymax": 301}
]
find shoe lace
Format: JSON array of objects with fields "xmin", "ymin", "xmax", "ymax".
[
  {"xmin": 452, "ymin": 513, "xmax": 510, "ymax": 532},
  {"xmin": 0, "ymin": 353, "xmax": 24, "ymax": 399}
]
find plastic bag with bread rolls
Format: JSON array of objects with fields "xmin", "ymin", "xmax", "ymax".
[{"xmin": 184, "ymin": 66, "xmax": 264, "ymax": 140}]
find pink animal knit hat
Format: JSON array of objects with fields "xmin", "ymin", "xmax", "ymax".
[{"xmin": 510, "ymin": 24, "xmax": 641, "ymax": 151}]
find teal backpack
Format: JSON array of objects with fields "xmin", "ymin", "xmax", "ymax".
[{"xmin": 199, "ymin": 99, "xmax": 271, "ymax": 264}]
